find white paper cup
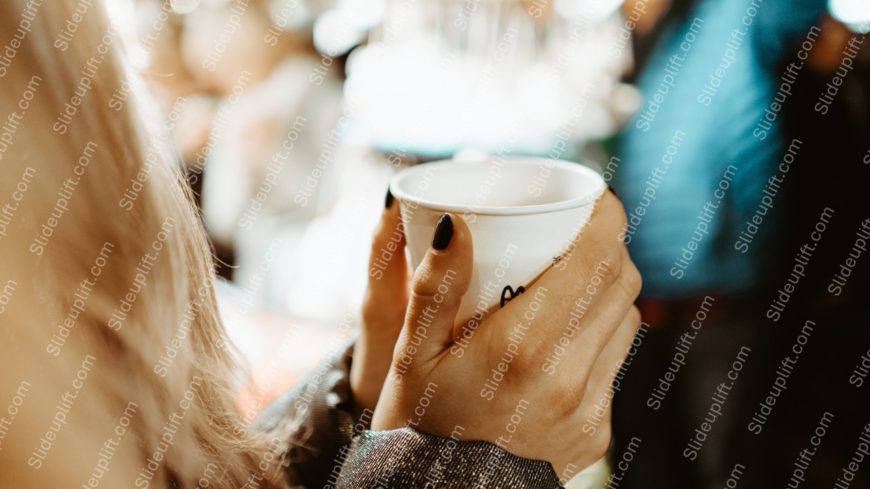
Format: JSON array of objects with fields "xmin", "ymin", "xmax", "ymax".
[{"xmin": 390, "ymin": 157, "xmax": 606, "ymax": 323}]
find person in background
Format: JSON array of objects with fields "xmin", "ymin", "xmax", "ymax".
[{"xmin": 611, "ymin": 0, "xmax": 869, "ymax": 486}]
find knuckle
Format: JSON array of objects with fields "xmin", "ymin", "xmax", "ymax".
[
  {"xmin": 603, "ymin": 254, "xmax": 623, "ymax": 283},
  {"xmin": 585, "ymin": 243, "xmax": 622, "ymax": 285},
  {"xmin": 411, "ymin": 262, "xmax": 439, "ymax": 298},
  {"xmin": 555, "ymin": 377, "xmax": 586, "ymax": 415},
  {"xmin": 509, "ymin": 335, "xmax": 558, "ymax": 382},
  {"xmin": 511, "ymin": 339, "xmax": 545, "ymax": 374},
  {"xmin": 618, "ymin": 262, "xmax": 643, "ymax": 299},
  {"xmin": 411, "ymin": 260, "xmax": 463, "ymax": 302},
  {"xmin": 553, "ymin": 390, "xmax": 579, "ymax": 417},
  {"xmin": 409, "ymin": 287, "xmax": 439, "ymax": 305}
]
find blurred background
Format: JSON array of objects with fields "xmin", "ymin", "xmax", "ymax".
[
  {"xmin": 115, "ymin": 0, "xmax": 869, "ymax": 487},
  {"xmin": 114, "ymin": 0, "xmax": 637, "ymax": 414}
]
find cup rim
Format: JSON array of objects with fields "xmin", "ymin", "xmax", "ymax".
[{"xmin": 389, "ymin": 157, "xmax": 606, "ymax": 216}]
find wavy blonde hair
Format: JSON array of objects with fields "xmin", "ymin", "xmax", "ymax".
[{"xmin": 0, "ymin": 1, "xmax": 288, "ymax": 487}]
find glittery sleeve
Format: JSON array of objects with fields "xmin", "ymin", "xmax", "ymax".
[
  {"xmin": 257, "ymin": 341, "xmax": 564, "ymax": 488},
  {"xmin": 335, "ymin": 428, "xmax": 565, "ymax": 488}
]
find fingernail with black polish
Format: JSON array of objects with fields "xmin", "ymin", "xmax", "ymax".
[
  {"xmin": 432, "ymin": 214, "xmax": 453, "ymax": 250},
  {"xmin": 385, "ymin": 188, "xmax": 395, "ymax": 208}
]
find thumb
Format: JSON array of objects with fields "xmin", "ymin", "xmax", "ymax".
[{"xmin": 399, "ymin": 213, "xmax": 473, "ymax": 361}]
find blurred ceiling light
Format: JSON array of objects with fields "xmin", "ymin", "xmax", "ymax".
[
  {"xmin": 313, "ymin": 8, "xmax": 367, "ymax": 56},
  {"xmin": 269, "ymin": 0, "xmax": 310, "ymax": 31},
  {"xmin": 171, "ymin": 0, "xmax": 202, "ymax": 14},
  {"xmin": 556, "ymin": 0, "xmax": 624, "ymax": 22},
  {"xmin": 338, "ymin": 0, "xmax": 384, "ymax": 31},
  {"xmin": 829, "ymin": 0, "xmax": 870, "ymax": 32}
]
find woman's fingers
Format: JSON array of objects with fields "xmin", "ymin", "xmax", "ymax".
[
  {"xmin": 363, "ymin": 189, "xmax": 409, "ymax": 329},
  {"xmin": 352, "ymin": 190, "xmax": 412, "ymax": 411},
  {"xmin": 397, "ymin": 213, "xmax": 473, "ymax": 361},
  {"xmin": 549, "ymin": 308, "xmax": 642, "ymax": 478},
  {"xmin": 556, "ymin": 248, "xmax": 642, "ymax": 375},
  {"xmin": 590, "ymin": 306, "xmax": 643, "ymax": 396},
  {"xmin": 490, "ymin": 191, "xmax": 630, "ymax": 352},
  {"xmin": 576, "ymin": 306, "xmax": 643, "ymax": 430}
]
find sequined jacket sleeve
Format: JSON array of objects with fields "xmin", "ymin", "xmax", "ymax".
[{"xmin": 255, "ymin": 342, "xmax": 564, "ymax": 488}]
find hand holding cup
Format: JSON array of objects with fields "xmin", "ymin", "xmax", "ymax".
[{"xmin": 372, "ymin": 191, "xmax": 642, "ymax": 482}]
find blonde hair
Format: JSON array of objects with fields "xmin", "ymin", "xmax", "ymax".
[{"xmin": 0, "ymin": 1, "xmax": 288, "ymax": 487}]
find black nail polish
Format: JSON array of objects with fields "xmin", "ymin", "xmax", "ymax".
[
  {"xmin": 432, "ymin": 214, "xmax": 453, "ymax": 250},
  {"xmin": 385, "ymin": 188, "xmax": 395, "ymax": 208}
]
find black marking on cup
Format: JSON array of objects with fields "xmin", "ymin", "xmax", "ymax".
[{"xmin": 500, "ymin": 285, "xmax": 526, "ymax": 308}]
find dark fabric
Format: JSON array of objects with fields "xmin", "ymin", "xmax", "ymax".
[
  {"xmin": 336, "ymin": 429, "xmax": 564, "ymax": 489},
  {"xmin": 254, "ymin": 342, "xmax": 361, "ymax": 488},
  {"xmin": 255, "ymin": 341, "xmax": 563, "ymax": 488}
]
